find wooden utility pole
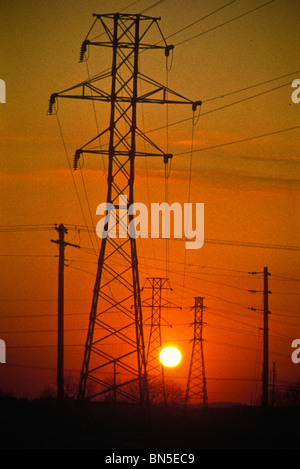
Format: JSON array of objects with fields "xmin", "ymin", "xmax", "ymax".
[
  {"xmin": 262, "ymin": 266, "xmax": 271, "ymax": 408},
  {"xmin": 51, "ymin": 224, "xmax": 79, "ymax": 403},
  {"xmin": 271, "ymin": 362, "xmax": 276, "ymax": 407}
]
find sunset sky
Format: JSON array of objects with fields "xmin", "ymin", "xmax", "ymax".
[{"xmin": 0, "ymin": 0, "xmax": 299, "ymax": 404}]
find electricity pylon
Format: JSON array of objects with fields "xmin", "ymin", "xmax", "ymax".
[
  {"xmin": 48, "ymin": 13, "xmax": 201, "ymax": 403},
  {"xmin": 185, "ymin": 297, "xmax": 208, "ymax": 407},
  {"xmin": 142, "ymin": 278, "xmax": 179, "ymax": 402}
]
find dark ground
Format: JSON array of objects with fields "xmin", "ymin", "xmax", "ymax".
[{"xmin": 0, "ymin": 397, "xmax": 299, "ymax": 450}]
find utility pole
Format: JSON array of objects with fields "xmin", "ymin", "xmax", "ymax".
[
  {"xmin": 262, "ymin": 266, "xmax": 270, "ymax": 408},
  {"xmin": 185, "ymin": 297, "xmax": 207, "ymax": 407},
  {"xmin": 249, "ymin": 267, "xmax": 271, "ymax": 408},
  {"xmin": 271, "ymin": 362, "xmax": 276, "ymax": 407},
  {"xmin": 49, "ymin": 13, "xmax": 201, "ymax": 403},
  {"xmin": 51, "ymin": 224, "xmax": 80, "ymax": 403},
  {"xmin": 113, "ymin": 360, "xmax": 118, "ymax": 402}
]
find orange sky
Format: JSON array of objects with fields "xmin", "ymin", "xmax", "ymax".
[{"xmin": 0, "ymin": 0, "xmax": 299, "ymax": 404}]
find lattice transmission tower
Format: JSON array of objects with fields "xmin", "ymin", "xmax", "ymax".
[
  {"xmin": 48, "ymin": 13, "xmax": 201, "ymax": 403},
  {"xmin": 142, "ymin": 278, "xmax": 179, "ymax": 402},
  {"xmin": 185, "ymin": 297, "xmax": 208, "ymax": 407}
]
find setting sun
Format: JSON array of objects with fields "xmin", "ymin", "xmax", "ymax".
[{"xmin": 159, "ymin": 347, "xmax": 182, "ymax": 367}]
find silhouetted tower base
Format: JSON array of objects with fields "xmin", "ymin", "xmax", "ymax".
[{"xmin": 185, "ymin": 297, "xmax": 208, "ymax": 407}]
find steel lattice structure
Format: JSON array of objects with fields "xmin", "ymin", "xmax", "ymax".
[
  {"xmin": 185, "ymin": 297, "xmax": 208, "ymax": 407},
  {"xmin": 142, "ymin": 278, "xmax": 177, "ymax": 402},
  {"xmin": 49, "ymin": 12, "xmax": 201, "ymax": 403}
]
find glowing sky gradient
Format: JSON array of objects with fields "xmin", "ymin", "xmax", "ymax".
[{"xmin": 0, "ymin": 0, "xmax": 299, "ymax": 404}]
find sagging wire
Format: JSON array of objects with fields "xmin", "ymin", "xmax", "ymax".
[
  {"xmin": 181, "ymin": 103, "xmax": 201, "ymax": 305},
  {"xmin": 140, "ymin": 0, "xmax": 165, "ymax": 15},
  {"xmin": 53, "ymin": 55, "xmax": 102, "ymax": 254},
  {"xmin": 79, "ymin": 164, "xmax": 100, "ymax": 252},
  {"xmin": 139, "ymin": 56, "xmax": 159, "ymax": 277},
  {"xmin": 163, "ymin": 39, "xmax": 176, "ymax": 322},
  {"xmin": 55, "ymin": 113, "xmax": 99, "ymax": 259},
  {"xmin": 164, "ymin": 39, "xmax": 171, "ymax": 287},
  {"xmin": 78, "ymin": 16, "xmax": 98, "ymax": 58},
  {"xmin": 164, "ymin": 45, "xmax": 174, "ymax": 180},
  {"xmin": 85, "ymin": 60, "xmax": 106, "ymax": 174}
]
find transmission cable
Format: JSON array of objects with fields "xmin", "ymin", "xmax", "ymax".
[
  {"xmin": 174, "ymin": 0, "xmax": 277, "ymax": 47},
  {"xmin": 181, "ymin": 106, "xmax": 199, "ymax": 303},
  {"xmin": 165, "ymin": 0, "xmax": 239, "ymax": 42},
  {"xmin": 140, "ymin": 0, "xmax": 165, "ymax": 14},
  {"xmin": 55, "ymin": 114, "xmax": 100, "ymax": 259},
  {"xmin": 174, "ymin": 125, "xmax": 300, "ymax": 158},
  {"xmin": 164, "ymin": 44, "xmax": 171, "ymax": 282},
  {"xmin": 146, "ymin": 79, "xmax": 297, "ymax": 136}
]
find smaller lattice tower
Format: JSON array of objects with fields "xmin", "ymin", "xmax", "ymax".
[
  {"xmin": 185, "ymin": 297, "xmax": 208, "ymax": 407},
  {"xmin": 142, "ymin": 278, "xmax": 177, "ymax": 402}
]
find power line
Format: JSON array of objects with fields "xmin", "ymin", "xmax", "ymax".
[
  {"xmin": 272, "ymin": 311, "xmax": 300, "ymax": 320},
  {"xmin": 174, "ymin": 0, "xmax": 278, "ymax": 47},
  {"xmin": 6, "ymin": 362, "xmax": 297, "ymax": 389},
  {"xmin": 65, "ymin": 229, "xmax": 300, "ymax": 252},
  {"xmin": 1, "ymin": 328, "xmax": 87, "ymax": 334},
  {"xmin": 0, "ymin": 254, "xmax": 57, "ymax": 258},
  {"xmin": 181, "ymin": 108, "xmax": 197, "ymax": 300},
  {"xmin": 83, "ymin": 0, "xmax": 239, "ymax": 87},
  {"xmin": 170, "ymin": 277, "xmax": 252, "ymax": 309},
  {"xmin": 0, "ymin": 225, "xmax": 55, "ymax": 232},
  {"xmin": 140, "ymin": 0, "xmax": 165, "ymax": 14},
  {"xmin": 208, "ymin": 323, "xmax": 261, "ymax": 339},
  {"xmin": 174, "ymin": 125, "xmax": 300, "ymax": 158},
  {"xmin": 165, "ymin": 0, "xmax": 239, "ymax": 42},
  {"xmin": 120, "ymin": 0, "xmax": 145, "ymax": 13},
  {"xmin": 272, "ymin": 275, "xmax": 300, "ymax": 282},
  {"xmin": 0, "ymin": 312, "xmax": 88, "ymax": 319},
  {"xmin": 271, "ymin": 291, "xmax": 300, "ymax": 295},
  {"xmin": 1, "ymin": 307, "xmax": 298, "ymax": 326},
  {"xmin": 2, "ymin": 225, "xmax": 298, "ymax": 253},
  {"xmin": 148, "ymin": 265, "xmax": 252, "ymax": 291},
  {"xmin": 55, "ymin": 114, "xmax": 99, "ymax": 258},
  {"xmin": 136, "ymin": 72, "xmax": 300, "ymax": 136},
  {"xmin": 199, "ymin": 81, "xmax": 292, "ymax": 117},
  {"xmin": 52, "ymin": 227, "xmax": 300, "ymax": 253},
  {"xmin": 207, "ymin": 310, "xmax": 261, "ymax": 331},
  {"xmin": 204, "ymin": 71, "xmax": 300, "ymax": 103}
]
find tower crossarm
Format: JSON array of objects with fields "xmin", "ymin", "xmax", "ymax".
[{"xmin": 48, "ymin": 77, "xmax": 201, "ymax": 113}]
